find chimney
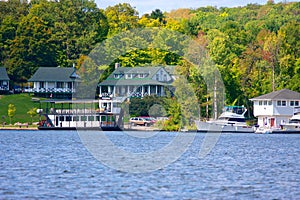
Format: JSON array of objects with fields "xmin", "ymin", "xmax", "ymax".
[{"xmin": 115, "ymin": 63, "xmax": 120, "ymax": 70}]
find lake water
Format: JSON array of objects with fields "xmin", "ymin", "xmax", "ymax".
[{"xmin": 0, "ymin": 130, "xmax": 299, "ymax": 199}]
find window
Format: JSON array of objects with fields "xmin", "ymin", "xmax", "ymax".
[
  {"xmin": 67, "ymin": 82, "xmax": 72, "ymax": 89},
  {"xmin": 66, "ymin": 116, "xmax": 72, "ymax": 121},
  {"xmin": 139, "ymin": 74, "xmax": 144, "ymax": 78},
  {"xmin": 264, "ymin": 101, "xmax": 267, "ymax": 105},
  {"xmin": 290, "ymin": 101, "xmax": 295, "ymax": 106},
  {"xmin": 259, "ymin": 101, "xmax": 262, "ymax": 106},
  {"xmin": 290, "ymin": 101, "xmax": 299, "ymax": 107},
  {"xmin": 114, "ymin": 74, "xmax": 119, "ymax": 79},
  {"xmin": 56, "ymin": 82, "xmax": 63, "ymax": 88},
  {"xmin": 125, "ymin": 74, "xmax": 132, "ymax": 79},
  {"xmin": 277, "ymin": 100, "xmax": 287, "ymax": 107},
  {"xmin": 96, "ymin": 116, "xmax": 100, "ymax": 121},
  {"xmin": 156, "ymin": 74, "xmax": 159, "ymax": 81},
  {"xmin": 282, "ymin": 101, "xmax": 286, "ymax": 106},
  {"xmin": 39, "ymin": 81, "xmax": 44, "ymax": 88},
  {"xmin": 101, "ymin": 116, "xmax": 106, "ymax": 121},
  {"xmin": 268, "ymin": 101, "xmax": 272, "ymax": 105},
  {"xmin": 88, "ymin": 116, "xmax": 94, "ymax": 121}
]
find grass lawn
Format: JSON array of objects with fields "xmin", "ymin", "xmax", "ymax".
[{"xmin": 0, "ymin": 93, "xmax": 43, "ymax": 125}]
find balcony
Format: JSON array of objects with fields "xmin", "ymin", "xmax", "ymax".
[{"xmin": 26, "ymin": 88, "xmax": 75, "ymax": 93}]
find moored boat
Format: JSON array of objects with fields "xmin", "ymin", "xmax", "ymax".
[
  {"xmin": 37, "ymin": 97, "xmax": 123, "ymax": 131},
  {"xmin": 195, "ymin": 106, "xmax": 254, "ymax": 133}
]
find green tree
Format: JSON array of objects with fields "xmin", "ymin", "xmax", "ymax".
[
  {"xmin": 150, "ymin": 9, "xmax": 165, "ymax": 23},
  {"xmin": 8, "ymin": 104, "xmax": 16, "ymax": 125},
  {"xmin": 27, "ymin": 107, "xmax": 37, "ymax": 124},
  {"xmin": 0, "ymin": 0, "xmax": 29, "ymax": 66}
]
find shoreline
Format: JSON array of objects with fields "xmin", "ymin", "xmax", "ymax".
[{"xmin": 0, "ymin": 126, "xmax": 38, "ymax": 131}]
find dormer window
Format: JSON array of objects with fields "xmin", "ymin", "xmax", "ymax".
[
  {"xmin": 114, "ymin": 74, "xmax": 120, "ymax": 79},
  {"xmin": 126, "ymin": 74, "xmax": 132, "ymax": 79}
]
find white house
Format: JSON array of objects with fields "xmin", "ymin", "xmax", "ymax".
[
  {"xmin": 250, "ymin": 89, "xmax": 300, "ymax": 128},
  {"xmin": 99, "ymin": 65, "xmax": 174, "ymax": 98},
  {"xmin": 28, "ymin": 67, "xmax": 79, "ymax": 98}
]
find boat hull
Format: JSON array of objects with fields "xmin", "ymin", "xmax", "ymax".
[
  {"xmin": 255, "ymin": 126, "xmax": 300, "ymax": 134},
  {"xmin": 38, "ymin": 126, "xmax": 123, "ymax": 131},
  {"xmin": 195, "ymin": 120, "xmax": 254, "ymax": 133},
  {"xmin": 271, "ymin": 130, "xmax": 300, "ymax": 134}
]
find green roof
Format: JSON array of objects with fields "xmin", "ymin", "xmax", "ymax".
[
  {"xmin": 99, "ymin": 66, "xmax": 173, "ymax": 86},
  {"xmin": 28, "ymin": 67, "xmax": 78, "ymax": 82},
  {"xmin": 0, "ymin": 67, "xmax": 10, "ymax": 81}
]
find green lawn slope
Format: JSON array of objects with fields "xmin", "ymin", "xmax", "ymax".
[{"xmin": 0, "ymin": 94, "xmax": 42, "ymax": 125}]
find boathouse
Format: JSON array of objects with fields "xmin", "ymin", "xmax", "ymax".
[
  {"xmin": 98, "ymin": 65, "xmax": 175, "ymax": 98},
  {"xmin": 28, "ymin": 67, "xmax": 79, "ymax": 99},
  {"xmin": 0, "ymin": 67, "xmax": 10, "ymax": 94},
  {"xmin": 250, "ymin": 89, "xmax": 300, "ymax": 128}
]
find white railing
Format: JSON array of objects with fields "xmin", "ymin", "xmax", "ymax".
[{"xmin": 26, "ymin": 88, "xmax": 75, "ymax": 93}]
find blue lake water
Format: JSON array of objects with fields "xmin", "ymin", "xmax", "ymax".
[{"xmin": 0, "ymin": 130, "xmax": 299, "ymax": 199}]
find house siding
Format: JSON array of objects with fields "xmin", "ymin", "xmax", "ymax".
[{"xmin": 251, "ymin": 89, "xmax": 300, "ymax": 128}]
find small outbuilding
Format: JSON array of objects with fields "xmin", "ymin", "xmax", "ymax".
[{"xmin": 250, "ymin": 89, "xmax": 300, "ymax": 128}]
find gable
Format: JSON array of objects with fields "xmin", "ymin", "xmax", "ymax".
[
  {"xmin": 152, "ymin": 68, "xmax": 172, "ymax": 82},
  {"xmin": 0, "ymin": 67, "xmax": 10, "ymax": 81}
]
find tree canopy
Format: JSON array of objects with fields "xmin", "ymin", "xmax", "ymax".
[{"xmin": 0, "ymin": 0, "xmax": 299, "ymax": 108}]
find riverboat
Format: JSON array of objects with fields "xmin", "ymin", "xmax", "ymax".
[
  {"xmin": 195, "ymin": 106, "xmax": 254, "ymax": 133},
  {"xmin": 37, "ymin": 96, "xmax": 123, "ymax": 131}
]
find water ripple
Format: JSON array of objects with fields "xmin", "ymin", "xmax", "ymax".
[{"xmin": 0, "ymin": 131, "xmax": 299, "ymax": 199}]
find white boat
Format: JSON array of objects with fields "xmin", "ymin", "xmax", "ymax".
[
  {"xmin": 272, "ymin": 107, "xmax": 300, "ymax": 134},
  {"xmin": 37, "ymin": 96, "xmax": 123, "ymax": 131},
  {"xmin": 195, "ymin": 106, "xmax": 254, "ymax": 133}
]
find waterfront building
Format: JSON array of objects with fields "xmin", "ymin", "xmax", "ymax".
[
  {"xmin": 28, "ymin": 67, "xmax": 79, "ymax": 99},
  {"xmin": 98, "ymin": 65, "xmax": 175, "ymax": 98},
  {"xmin": 250, "ymin": 89, "xmax": 300, "ymax": 128}
]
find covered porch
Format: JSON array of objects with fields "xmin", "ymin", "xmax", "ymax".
[{"xmin": 99, "ymin": 84, "xmax": 168, "ymax": 98}]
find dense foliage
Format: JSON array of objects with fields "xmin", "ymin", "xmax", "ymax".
[{"xmin": 1, "ymin": 0, "xmax": 300, "ymax": 126}]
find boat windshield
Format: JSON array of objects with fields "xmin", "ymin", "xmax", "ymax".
[
  {"xmin": 289, "ymin": 119, "xmax": 300, "ymax": 123},
  {"xmin": 224, "ymin": 106, "xmax": 246, "ymax": 115}
]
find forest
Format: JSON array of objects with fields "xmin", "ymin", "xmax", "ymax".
[{"xmin": 1, "ymin": 0, "xmax": 300, "ymax": 125}]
